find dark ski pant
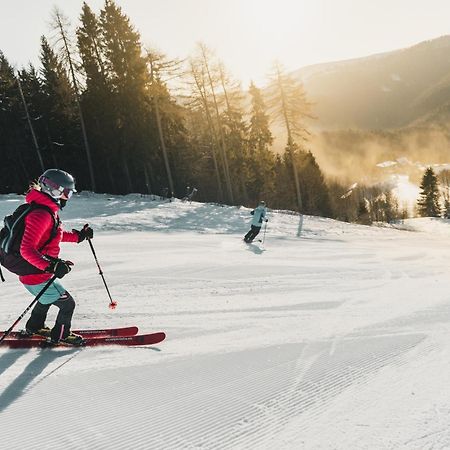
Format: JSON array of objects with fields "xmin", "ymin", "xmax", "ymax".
[
  {"xmin": 244, "ymin": 225, "xmax": 262, "ymax": 243},
  {"xmin": 26, "ymin": 292, "xmax": 75, "ymax": 341}
]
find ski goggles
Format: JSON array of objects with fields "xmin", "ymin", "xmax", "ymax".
[{"xmin": 39, "ymin": 176, "xmax": 76, "ymax": 199}]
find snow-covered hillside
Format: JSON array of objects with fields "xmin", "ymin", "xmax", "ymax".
[{"xmin": 1, "ymin": 193, "xmax": 450, "ymax": 449}]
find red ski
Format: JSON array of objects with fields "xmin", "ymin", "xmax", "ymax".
[
  {"xmin": 0, "ymin": 332, "xmax": 166, "ymax": 349},
  {"xmin": 1, "ymin": 326, "xmax": 139, "ymax": 340}
]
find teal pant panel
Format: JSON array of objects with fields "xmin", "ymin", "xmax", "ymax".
[{"xmin": 23, "ymin": 280, "xmax": 67, "ymax": 305}]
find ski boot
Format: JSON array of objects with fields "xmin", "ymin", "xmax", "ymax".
[
  {"xmin": 47, "ymin": 332, "xmax": 86, "ymax": 347},
  {"xmin": 19, "ymin": 326, "xmax": 51, "ymax": 338},
  {"xmin": 61, "ymin": 333, "xmax": 85, "ymax": 346}
]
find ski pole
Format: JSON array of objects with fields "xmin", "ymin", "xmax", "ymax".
[
  {"xmin": 262, "ymin": 221, "xmax": 268, "ymax": 244},
  {"xmin": 85, "ymin": 231, "xmax": 117, "ymax": 310},
  {"xmin": 0, "ymin": 275, "xmax": 57, "ymax": 343}
]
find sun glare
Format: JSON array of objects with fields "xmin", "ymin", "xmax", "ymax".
[
  {"xmin": 238, "ymin": 0, "xmax": 319, "ymax": 64},
  {"xmin": 391, "ymin": 175, "xmax": 421, "ymax": 212}
]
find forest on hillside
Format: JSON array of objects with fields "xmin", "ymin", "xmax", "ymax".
[{"xmin": 0, "ymin": 0, "xmax": 435, "ymax": 224}]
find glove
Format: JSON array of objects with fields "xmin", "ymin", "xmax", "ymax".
[
  {"xmin": 74, "ymin": 224, "xmax": 94, "ymax": 243},
  {"xmin": 46, "ymin": 258, "xmax": 73, "ymax": 279}
]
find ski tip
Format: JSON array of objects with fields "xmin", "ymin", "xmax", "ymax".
[
  {"xmin": 148, "ymin": 332, "xmax": 166, "ymax": 345},
  {"xmin": 152, "ymin": 331, "xmax": 166, "ymax": 342}
]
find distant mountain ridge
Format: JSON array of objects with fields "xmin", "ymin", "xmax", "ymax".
[{"xmin": 295, "ymin": 35, "xmax": 450, "ymax": 130}]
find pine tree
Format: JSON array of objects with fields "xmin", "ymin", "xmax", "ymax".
[
  {"xmin": 77, "ymin": 2, "xmax": 117, "ymax": 192},
  {"xmin": 0, "ymin": 53, "xmax": 32, "ymax": 190},
  {"xmin": 39, "ymin": 36, "xmax": 79, "ymax": 170},
  {"xmin": 99, "ymin": 0, "xmax": 149, "ymax": 193},
  {"xmin": 77, "ymin": 2, "xmax": 108, "ymax": 92},
  {"xmin": 247, "ymin": 82, "xmax": 274, "ymax": 203},
  {"xmin": 40, "ymin": 37, "xmax": 75, "ymax": 119},
  {"xmin": 417, "ymin": 167, "xmax": 441, "ymax": 217},
  {"xmin": 297, "ymin": 150, "xmax": 332, "ymax": 217},
  {"xmin": 100, "ymin": 0, "xmax": 147, "ymax": 94},
  {"xmin": 17, "ymin": 67, "xmax": 45, "ymax": 173},
  {"xmin": 438, "ymin": 169, "xmax": 450, "ymax": 218}
]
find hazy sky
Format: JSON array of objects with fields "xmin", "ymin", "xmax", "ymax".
[{"xmin": 2, "ymin": 0, "xmax": 450, "ymax": 87}]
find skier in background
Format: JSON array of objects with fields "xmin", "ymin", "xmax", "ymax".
[
  {"xmin": 17, "ymin": 169, "xmax": 93, "ymax": 345},
  {"xmin": 244, "ymin": 201, "xmax": 268, "ymax": 243}
]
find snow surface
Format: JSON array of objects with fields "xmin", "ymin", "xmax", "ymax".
[{"xmin": 1, "ymin": 193, "xmax": 450, "ymax": 449}]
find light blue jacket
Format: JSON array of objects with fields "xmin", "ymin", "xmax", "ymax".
[{"xmin": 250, "ymin": 205, "xmax": 267, "ymax": 227}]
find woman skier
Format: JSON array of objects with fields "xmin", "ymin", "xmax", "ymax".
[{"xmin": 18, "ymin": 169, "xmax": 93, "ymax": 345}]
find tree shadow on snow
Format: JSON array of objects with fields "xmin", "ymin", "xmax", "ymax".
[{"xmin": 0, "ymin": 349, "xmax": 77, "ymax": 413}]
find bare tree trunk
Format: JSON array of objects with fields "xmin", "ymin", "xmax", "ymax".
[
  {"xmin": 16, "ymin": 76, "xmax": 45, "ymax": 172},
  {"xmin": 218, "ymin": 65, "xmax": 248, "ymax": 204},
  {"xmin": 121, "ymin": 152, "xmax": 133, "ymax": 192},
  {"xmin": 211, "ymin": 149, "xmax": 222, "ymax": 203},
  {"xmin": 204, "ymin": 112, "xmax": 223, "ymax": 203},
  {"xmin": 93, "ymin": 117, "xmax": 114, "ymax": 193},
  {"xmin": 12, "ymin": 131, "xmax": 30, "ymax": 185},
  {"xmin": 154, "ymin": 96, "xmax": 175, "ymax": 197},
  {"xmin": 147, "ymin": 54, "xmax": 176, "ymax": 197},
  {"xmin": 146, "ymin": 161, "xmax": 157, "ymax": 196},
  {"xmin": 275, "ymin": 65, "xmax": 303, "ymax": 235},
  {"xmin": 190, "ymin": 61, "xmax": 224, "ymax": 203},
  {"xmin": 143, "ymin": 165, "xmax": 152, "ymax": 194},
  {"xmin": 54, "ymin": 9, "xmax": 96, "ymax": 191},
  {"xmin": 200, "ymin": 45, "xmax": 234, "ymax": 204}
]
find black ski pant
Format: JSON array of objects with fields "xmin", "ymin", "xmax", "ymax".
[
  {"xmin": 26, "ymin": 291, "xmax": 75, "ymax": 341},
  {"xmin": 244, "ymin": 225, "xmax": 261, "ymax": 242}
]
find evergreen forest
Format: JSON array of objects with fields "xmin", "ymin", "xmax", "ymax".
[{"xmin": 0, "ymin": 0, "xmax": 420, "ymax": 223}]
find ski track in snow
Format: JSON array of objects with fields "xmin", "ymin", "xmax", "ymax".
[{"xmin": 0, "ymin": 194, "xmax": 450, "ymax": 449}]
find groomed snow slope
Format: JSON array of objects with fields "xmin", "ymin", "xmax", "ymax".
[{"xmin": 1, "ymin": 193, "xmax": 450, "ymax": 449}]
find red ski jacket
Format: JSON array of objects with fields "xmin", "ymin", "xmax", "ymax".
[{"xmin": 19, "ymin": 189, "xmax": 79, "ymax": 285}]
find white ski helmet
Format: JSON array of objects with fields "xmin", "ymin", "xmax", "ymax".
[{"xmin": 38, "ymin": 169, "xmax": 76, "ymax": 200}]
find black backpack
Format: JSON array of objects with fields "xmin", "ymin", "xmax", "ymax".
[{"xmin": 0, "ymin": 202, "xmax": 59, "ymax": 280}]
